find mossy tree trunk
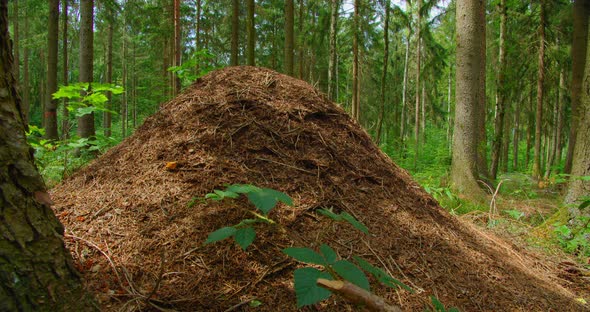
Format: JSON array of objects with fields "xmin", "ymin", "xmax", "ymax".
[{"xmin": 0, "ymin": 2, "xmax": 97, "ymax": 310}]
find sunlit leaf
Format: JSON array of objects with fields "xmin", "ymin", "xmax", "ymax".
[
  {"xmin": 293, "ymin": 268, "xmax": 332, "ymax": 307},
  {"xmin": 204, "ymin": 227, "xmax": 236, "ymax": 244}
]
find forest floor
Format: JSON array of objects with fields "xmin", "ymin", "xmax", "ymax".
[{"xmin": 50, "ymin": 67, "xmax": 589, "ymax": 311}]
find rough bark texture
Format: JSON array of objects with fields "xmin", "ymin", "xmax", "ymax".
[
  {"xmin": 376, "ymin": 1, "xmax": 389, "ymax": 145},
  {"xmin": 22, "ymin": 10, "xmax": 28, "ymax": 124},
  {"xmin": 44, "ymin": 0, "xmax": 59, "ymax": 140},
  {"xmin": 77, "ymin": 0, "xmax": 95, "ymax": 139},
  {"xmin": 532, "ymin": 0, "xmax": 545, "ymax": 180},
  {"xmin": 230, "ymin": 0, "xmax": 239, "ymax": 66},
  {"xmin": 328, "ymin": 0, "xmax": 338, "ymax": 100},
  {"xmin": 284, "ymin": 0, "xmax": 294, "ymax": 75},
  {"xmin": 173, "ymin": 0, "xmax": 181, "ymax": 95},
  {"xmin": 475, "ymin": 0, "xmax": 488, "ymax": 180},
  {"xmin": 414, "ymin": 0, "xmax": 422, "ymax": 169},
  {"xmin": 565, "ymin": 0, "xmax": 590, "ymax": 174},
  {"xmin": 451, "ymin": 0, "xmax": 485, "ymax": 199},
  {"xmin": 565, "ymin": 19, "xmax": 590, "ymax": 206},
  {"xmin": 246, "ymin": 0, "xmax": 255, "ymax": 66},
  {"xmin": 61, "ymin": 0, "xmax": 69, "ymax": 139},
  {"xmin": 0, "ymin": 2, "xmax": 97, "ymax": 309},
  {"xmin": 103, "ymin": 18, "xmax": 113, "ymax": 137},
  {"xmin": 490, "ymin": 0, "xmax": 506, "ymax": 180}
]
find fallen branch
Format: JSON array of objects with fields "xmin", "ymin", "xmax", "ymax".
[{"xmin": 316, "ymin": 278, "xmax": 402, "ymax": 312}]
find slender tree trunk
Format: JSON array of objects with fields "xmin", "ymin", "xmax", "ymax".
[
  {"xmin": 414, "ymin": 0, "xmax": 422, "ymax": 169},
  {"xmin": 45, "ymin": 0, "xmax": 59, "ymax": 140},
  {"xmin": 121, "ymin": 25, "xmax": 128, "ymax": 138},
  {"xmin": 565, "ymin": 0, "xmax": 590, "ymax": 174},
  {"xmin": 78, "ymin": 0, "xmax": 95, "ymax": 140},
  {"xmin": 400, "ymin": 24, "xmax": 410, "ymax": 146},
  {"xmin": 61, "ymin": 0, "xmax": 69, "ymax": 139},
  {"xmin": 376, "ymin": 1, "xmax": 389, "ymax": 145},
  {"xmin": 490, "ymin": 0, "xmax": 506, "ymax": 180},
  {"xmin": 451, "ymin": 0, "xmax": 485, "ymax": 199},
  {"xmin": 513, "ymin": 91, "xmax": 521, "ymax": 170},
  {"xmin": 556, "ymin": 68, "xmax": 565, "ymax": 164},
  {"xmin": 501, "ymin": 105, "xmax": 510, "ymax": 172},
  {"xmin": 328, "ymin": 0, "xmax": 338, "ymax": 100},
  {"xmin": 173, "ymin": 0, "xmax": 181, "ymax": 94},
  {"xmin": 231, "ymin": 0, "xmax": 239, "ymax": 66},
  {"xmin": 39, "ymin": 49, "xmax": 45, "ymax": 128},
  {"xmin": 247, "ymin": 0, "xmax": 255, "ymax": 66},
  {"xmin": 351, "ymin": 0, "xmax": 360, "ymax": 121},
  {"xmin": 298, "ymin": 0, "xmax": 304, "ymax": 79},
  {"xmin": 0, "ymin": 2, "xmax": 97, "ymax": 309},
  {"xmin": 132, "ymin": 40, "xmax": 137, "ymax": 129},
  {"xmin": 195, "ymin": 0, "xmax": 201, "ymax": 74},
  {"xmin": 447, "ymin": 67, "xmax": 453, "ymax": 151},
  {"xmin": 103, "ymin": 20, "xmax": 113, "ymax": 137},
  {"xmin": 12, "ymin": 0, "xmax": 17, "ymax": 82},
  {"xmin": 285, "ymin": 0, "xmax": 294, "ymax": 75},
  {"xmin": 22, "ymin": 11, "xmax": 28, "ymax": 123},
  {"xmin": 526, "ymin": 85, "xmax": 533, "ymax": 167},
  {"xmin": 545, "ymin": 83, "xmax": 559, "ymax": 178},
  {"xmin": 532, "ymin": 0, "xmax": 545, "ymax": 180}
]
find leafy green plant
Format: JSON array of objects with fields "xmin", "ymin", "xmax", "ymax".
[
  {"xmin": 553, "ymin": 199, "xmax": 590, "ymax": 258},
  {"xmin": 168, "ymin": 49, "xmax": 218, "ymax": 87},
  {"xmin": 429, "ymin": 296, "xmax": 460, "ymax": 312},
  {"xmin": 201, "ymin": 184, "xmax": 292, "ymax": 250},
  {"xmin": 52, "ymin": 82, "xmax": 123, "ymax": 117},
  {"xmin": 200, "ymin": 184, "xmax": 415, "ymax": 308},
  {"xmin": 503, "ymin": 209, "xmax": 525, "ymax": 221}
]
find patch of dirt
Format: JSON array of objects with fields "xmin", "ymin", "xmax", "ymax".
[{"xmin": 52, "ymin": 66, "xmax": 588, "ymax": 311}]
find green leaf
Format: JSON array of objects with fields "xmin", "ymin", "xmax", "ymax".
[
  {"xmin": 332, "ymin": 260, "xmax": 370, "ymax": 291},
  {"xmin": 204, "ymin": 193, "xmax": 222, "ymax": 201},
  {"xmin": 340, "ymin": 212, "xmax": 369, "ymax": 234},
  {"xmin": 293, "ymin": 268, "xmax": 332, "ymax": 308},
  {"xmin": 354, "ymin": 256, "xmax": 413, "ymax": 293},
  {"xmin": 204, "ymin": 227, "xmax": 236, "ymax": 244},
  {"xmin": 75, "ymin": 106, "xmax": 99, "ymax": 117},
  {"xmin": 282, "ymin": 247, "xmax": 326, "ymax": 265},
  {"xmin": 234, "ymin": 227, "xmax": 256, "ymax": 250},
  {"xmin": 226, "ymin": 184, "xmax": 261, "ymax": 194},
  {"xmin": 319, "ymin": 244, "xmax": 338, "ymax": 264},
  {"xmin": 579, "ymin": 200, "xmax": 590, "ymax": 210},
  {"xmin": 317, "ymin": 208, "xmax": 342, "ymax": 221},
  {"xmin": 249, "ymin": 300, "xmax": 262, "ymax": 307},
  {"xmin": 213, "ymin": 189, "xmax": 239, "ymax": 200},
  {"xmin": 247, "ymin": 190, "xmax": 277, "ymax": 214},
  {"xmin": 431, "ymin": 296, "xmax": 447, "ymax": 312}
]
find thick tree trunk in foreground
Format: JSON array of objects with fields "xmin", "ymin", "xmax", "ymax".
[
  {"xmin": 476, "ymin": 0, "xmax": 489, "ymax": 180},
  {"xmin": 451, "ymin": 0, "xmax": 485, "ymax": 199},
  {"xmin": 565, "ymin": 0, "xmax": 590, "ymax": 174},
  {"xmin": 532, "ymin": 0, "xmax": 545, "ymax": 180},
  {"xmin": 565, "ymin": 18, "xmax": 590, "ymax": 206},
  {"xmin": 0, "ymin": 2, "xmax": 96, "ymax": 309},
  {"xmin": 78, "ymin": 0, "xmax": 95, "ymax": 139},
  {"xmin": 490, "ymin": 0, "xmax": 506, "ymax": 180}
]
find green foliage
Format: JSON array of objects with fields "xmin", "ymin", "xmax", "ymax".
[
  {"xmin": 52, "ymin": 82, "xmax": 123, "ymax": 117},
  {"xmin": 293, "ymin": 268, "xmax": 333, "ymax": 307},
  {"xmin": 429, "ymin": 296, "xmax": 460, "ymax": 312},
  {"xmin": 317, "ymin": 208, "xmax": 369, "ymax": 234},
  {"xmin": 553, "ymin": 198, "xmax": 590, "ymax": 258},
  {"xmin": 503, "ymin": 209, "xmax": 525, "ymax": 221},
  {"xmin": 168, "ymin": 49, "xmax": 218, "ymax": 87}
]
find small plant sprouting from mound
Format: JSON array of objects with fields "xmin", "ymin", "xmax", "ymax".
[{"xmin": 199, "ymin": 184, "xmax": 419, "ymax": 309}]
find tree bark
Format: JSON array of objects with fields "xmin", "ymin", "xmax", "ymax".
[
  {"xmin": 12, "ymin": 0, "xmax": 17, "ymax": 82},
  {"xmin": 414, "ymin": 0, "xmax": 422, "ymax": 169},
  {"xmin": 45, "ymin": 0, "xmax": 59, "ymax": 140},
  {"xmin": 0, "ymin": 2, "xmax": 97, "ymax": 309},
  {"xmin": 173, "ymin": 0, "xmax": 181, "ymax": 94},
  {"xmin": 476, "ymin": 0, "xmax": 489, "ymax": 180},
  {"xmin": 400, "ymin": 20, "xmax": 410, "ymax": 147},
  {"xmin": 22, "ymin": 10, "xmax": 28, "ymax": 124},
  {"xmin": 451, "ymin": 0, "xmax": 485, "ymax": 199},
  {"xmin": 284, "ymin": 0, "xmax": 294, "ymax": 75},
  {"xmin": 513, "ymin": 91, "xmax": 521, "ymax": 170},
  {"xmin": 555, "ymin": 68, "xmax": 565, "ymax": 164},
  {"xmin": 230, "ymin": 0, "xmax": 239, "ymax": 66},
  {"xmin": 351, "ymin": 0, "xmax": 360, "ymax": 121},
  {"xmin": 532, "ymin": 0, "xmax": 545, "ymax": 180},
  {"xmin": 376, "ymin": 1, "xmax": 389, "ymax": 145},
  {"xmin": 490, "ymin": 0, "xmax": 506, "ymax": 180},
  {"xmin": 78, "ymin": 0, "xmax": 95, "ymax": 140},
  {"xmin": 103, "ymin": 13, "xmax": 113, "ymax": 137},
  {"xmin": 565, "ymin": 18, "xmax": 590, "ymax": 205},
  {"xmin": 61, "ymin": 0, "xmax": 69, "ymax": 139},
  {"xmin": 565, "ymin": 0, "xmax": 590, "ymax": 174},
  {"xmin": 328, "ymin": 0, "xmax": 339, "ymax": 100},
  {"xmin": 195, "ymin": 0, "xmax": 201, "ymax": 74},
  {"xmin": 247, "ymin": 0, "xmax": 255, "ymax": 66}
]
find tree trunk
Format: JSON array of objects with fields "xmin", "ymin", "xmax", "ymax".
[
  {"xmin": 525, "ymin": 85, "xmax": 533, "ymax": 167},
  {"xmin": 0, "ymin": 2, "xmax": 97, "ymax": 309},
  {"xmin": 103, "ymin": 18, "xmax": 113, "ymax": 137},
  {"xmin": 351, "ymin": 0, "xmax": 360, "ymax": 121},
  {"xmin": 78, "ymin": 0, "xmax": 95, "ymax": 140},
  {"xmin": 195, "ymin": 0, "xmax": 201, "ymax": 74},
  {"xmin": 297, "ymin": 0, "xmax": 304, "ymax": 79},
  {"xmin": 555, "ymin": 68, "xmax": 565, "ymax": 164},
  {"xmin": 565, "ymin": 19, "xmax": 590, "ymax": 205},
  {"xmin": 490, "ymin": 0, "xmax": 506, "ymax": 180},
  {"xmin": 328, "ymin": 0, "xmax": 338, "ymax": 100},
  {"xmin": 376, "ymin": 1, "xmax": 389, "ymax": 145},
  {"xmin": 247, "ymin": 0, "xmax": 255, "ymax": 66},
  {"xmin": 22, "ymin": 11, "xmax": 28, "ymax": 124},
  {"xmin": 532, "ymin": 0, "xmax": 545, "ymax": 180},
  {"xmin": 414, "ymin": 0, "xmax": 422, "ymax": 169},
  {"xmin": 121, "ymin": 24, "xmax": 128, "ymax": 138},
  {"xmin": 450, "ymin": 0, "xmax": 485, "ymax": 199},
  {"xmin": 284, "ymin": 0, "xmax": 294, "ymax": 75},
  {"xmin": 565, "ymin": 0, "xmax": 590, "ymax": 174},
  {"xmin": 61, "ymin": 0, "xmax": 69, "ymax": 139},
  {"xmin": 12, "ymin": 0, "xmax": 17, "ymax": 82},
  {"xmin": 513, "ymin": 91, "xmax": 521, "ymax": 170},
  {"xmin": 476, "ymin": 0, "xmax": 489, "ymax": 180},
  {"xmin": 230, "ymin": 0, "xmax": 239, "ymax": 66},
  {"xmin": 173, "ymin": 0, "xmax": 181, "ymax": 94},
  {"xmin": 45, "ymin": 0, "xmax": 59, "ymax": 140},
  {"xmin": 400, "ymin": 22, "xmax": 410, "ymax": 146}
]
